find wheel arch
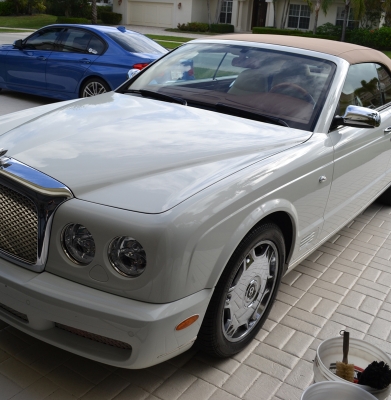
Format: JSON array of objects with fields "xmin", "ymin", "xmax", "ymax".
[
  {"xmin": 78, "ymin": 75, "xmax": 112, "ymax": 97},
  {"xmin": 200, "ymin": 200, "xmax": 298, "ymax": 290}
]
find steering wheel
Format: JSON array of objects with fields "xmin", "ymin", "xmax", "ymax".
[{"xmin": 270, "ymin": 83, "xmax": 315, "ymax": 105}]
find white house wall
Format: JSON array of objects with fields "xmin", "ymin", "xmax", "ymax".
[{"xmin": 113, "ymin": 0, "xmax": 348, "ymax": 32}]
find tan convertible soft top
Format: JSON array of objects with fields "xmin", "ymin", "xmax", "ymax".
[{"xmin": 208, "ymin": 34, "xmax": 391, "ymax": 68}]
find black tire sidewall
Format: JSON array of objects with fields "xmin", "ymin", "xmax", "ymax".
[{"xmin": 205, "ymin": 223, "xmax": 285, "ymax": 357}]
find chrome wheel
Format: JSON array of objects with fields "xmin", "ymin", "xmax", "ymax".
[
  {"xmin": 81, "ymin": 79, "xmax": 109, "ymax": 97},
  {"xmin": 196, "ymin": 222, "xmax": 284, "ymax": 358},
  {"xmin": 222, "ymin": 240, "xmax": 278, "ymax": 342}
]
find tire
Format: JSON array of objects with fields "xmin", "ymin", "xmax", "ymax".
[
  {"xmin": 377, "ymin": 187, "xmax": 391, "ymax": 206},
  {"xmin": 80, "ymin": 78, "xmax": 110, "ymax": 98},
  {"xmin": 197, "ymin": 222, "xmax": 285, "ymax": 357}
]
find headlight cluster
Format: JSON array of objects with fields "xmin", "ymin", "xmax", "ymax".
[{"xmin": 61, "ymin": 224, "xmax": 147, "ymax": 277}]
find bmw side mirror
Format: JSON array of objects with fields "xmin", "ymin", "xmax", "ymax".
[
  {"xmin": 331, "ymin": 105, "xmax": 381, "ymax": 130},
  {"xmin": 127, "ymin": 69, "xmax": 140, "ymax": 79},
  {"xmin": 13, "ymin": 39, "xmax": 23, "ymax": 49}
]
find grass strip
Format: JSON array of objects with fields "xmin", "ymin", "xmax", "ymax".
[
  {"xmin": 0, "ymin": 28, "xmax": 32, "ymax": 33},
  {"xmin": 146, "ymin": 34, "xmax": 191, "ymax": 43},
  {"xmin": 155, "ymin": 40, "xmax": 183, "ymax": 49},
  {"xmin": 0, "ymin": 14, "xmax": 57, "ymax": 29}
]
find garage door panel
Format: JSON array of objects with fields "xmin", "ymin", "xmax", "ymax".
[{"xmin": 128, "ymin": 1, "xmax": 173, "ymax": 28}]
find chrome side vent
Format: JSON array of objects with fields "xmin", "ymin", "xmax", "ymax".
[{"xmin": 300, "ymin": 231, "xmax": 316, "ymax": 249}]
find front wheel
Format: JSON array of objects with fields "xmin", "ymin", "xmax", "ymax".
[
  {"xmin": 197, "ymin": 222, "xmax": 285, "ymax": 357},
  {"xmin": 80, "ymin": 78, "xmax": 110, "ymax": 98}
]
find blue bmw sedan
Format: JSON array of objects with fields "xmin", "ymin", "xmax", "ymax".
[{"xmin": 0, "ymin": 24, "xmax": 168, "ymax": 100}]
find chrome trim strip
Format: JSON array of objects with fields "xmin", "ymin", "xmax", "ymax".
[{"xmin": 0, "ymin": 158, "xmax": 72, "ymax": 198}]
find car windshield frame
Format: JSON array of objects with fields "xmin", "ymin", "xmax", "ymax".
[{"xmin": 120, "ymin": 41, "xmax": 336, "ymax": 131}]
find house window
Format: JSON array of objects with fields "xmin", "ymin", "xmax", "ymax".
[
  {"xmin": 336, "ymin": 7, "xmax": 358, "ymax": 29},
  {"xmin": 287, "ymin": 4, "xmax": 310, "ymax": 30},
  {"xmin": 220, "ymin": 0, "xmax": 233, "ymax": 24}
]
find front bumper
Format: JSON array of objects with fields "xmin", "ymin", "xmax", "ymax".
[{"xmin": 0, "ymin": 257, "xmax": 213, "ymax": 368}]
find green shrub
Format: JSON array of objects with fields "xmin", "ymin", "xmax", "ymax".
[
  {"xmin": 100, "ymin": 11, "xmax": 122, "ymax": 24},
  {"xmin": 177, "ymin": 22, "xmax": 209, "ymax": 32},
  {"xmin": 316, "ymin": 23, "xmax": 342, "ymax": 37},
  {"xmin": 0, "ymin": 1, "xmax": 14, "ymax": 16},
  {"xmin": 210, "ymin": 23, "xmax": 234, "ymax": 33},
  {"xmin": 252, "ymin": 27, "xmax": 338, "ymax": 41},
  {"xmin": 97, "ymin": 5, "xmax": 112, "ymax": 19},
  {"xmin": 56, "ymin": 17, "xmax": 90, "ymax": 24},
  {"xmin": 346, "ymin": 27, "xmax": 391, "ymax": 50}
]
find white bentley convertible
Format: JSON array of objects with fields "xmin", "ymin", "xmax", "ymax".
[{"xmin": 0, "ymin": 35, "xmax": 391, "ymax": 368}]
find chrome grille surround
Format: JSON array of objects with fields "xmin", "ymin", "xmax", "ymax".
[{"xmin": 0, "ymin": 158, "xmax": 73, "ymax": 272}]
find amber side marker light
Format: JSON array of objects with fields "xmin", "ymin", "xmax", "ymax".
[{"xmin": 175, "ymin": 315, "xmax": 199, "ymax": 331}]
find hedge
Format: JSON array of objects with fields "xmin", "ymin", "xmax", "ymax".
[
  {"xmin": 346, "ymin": 27, "xmax": 391, "ymax": 50},
  {"xmin": 252, "ymin": 27, "xmax": 338, "ymax": 41},
  {"xmin": 210, "ymin": 24, "xmax": 234, "ymax": 33},
  {"xmin": 177, "ymin": 22, "xmax": 209, "ymax": 32},
  {"xmin": 56, "ymin": 17, "xmax": 90, "ymax": 24},
  {"xmin": 100, "ymin": 11, "xmax": 122, "ymax": 24},
  {"xmin": 97, "ymin": 5, "xmax": 112, "ymax": 19}
]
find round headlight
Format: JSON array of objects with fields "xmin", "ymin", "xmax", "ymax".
[
  {"xmin": 62, "ymin": 224, "xmax": 96, "ymax": 265},
  {"xmin": 108, "ymin": 237, "xmax": 147, "ymax": 277}
]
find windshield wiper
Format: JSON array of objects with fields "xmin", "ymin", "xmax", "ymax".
[
  {"xmin": 216, "ymin": 103, "xmax": 289, "ymax": 127},
  {"xmin": 129, "ymin": 89, "xmax": 187, "ymax": 106}
]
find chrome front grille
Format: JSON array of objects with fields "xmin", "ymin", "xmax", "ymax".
[
  {"xmin": 0, "ymin": 157, "xmax": 72, "ymax": 272},
  {"xmin": 0, "ymin": 182, "xmax": 38, "ymax": 264}
]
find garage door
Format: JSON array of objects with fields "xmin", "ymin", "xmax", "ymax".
[{"xmin": 127, "ymin": 1, "xmax": 173, "ymax": 28}]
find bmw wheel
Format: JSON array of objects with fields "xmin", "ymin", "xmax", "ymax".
[
  {"xmin": 197, "ymin": 222, "xmax": 285, "ymax": 357},
  {"xmin": 81, "ymin": 78, "xmax": 110, "ymax": 97}
]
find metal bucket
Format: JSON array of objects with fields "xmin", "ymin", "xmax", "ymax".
[
  {"xmin": 313, "ymin": 337, "xmax": 391, "ymax": 400},
  {"xmin": 302, "ymin": 381, "xmax": 377, "ymax": 400}
]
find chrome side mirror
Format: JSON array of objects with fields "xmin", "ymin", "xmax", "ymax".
[
  {"xmin": 127, "ymin": 69, "xmax": 140, "ymax": 80},
  {"xmin": 332, "ymin": 105, "xmax": 381, "ymax": 129}
]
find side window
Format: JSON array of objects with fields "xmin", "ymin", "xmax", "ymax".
[
  {"xmin": 24, "ymin": 28, "xmax": 63, "ymax": 51},
  {"xmin": 375, "ymin": 64, "xmax": 391, "ymax": 106},
  {"xmin": 57, "ymin": 29, "xmax": 96, "ymax": 54},
  {"xmin": 339, "ymin": 63, "xmax": 382, "ymax": 115}
]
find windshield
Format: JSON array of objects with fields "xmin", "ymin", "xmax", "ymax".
[{"xmin": 123, "ymin": 42, "xmax": 336, "ymax": 130}]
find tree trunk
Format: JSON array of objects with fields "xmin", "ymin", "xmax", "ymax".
[
  {"xmin": 340, "ymin": 1, "xmax": 350, "ymax": 41},
  {"xmin": 91, "ymin": 0, "xmax": 97, "ymax": 24},
  {"xmin": 282, "ymin": 0, "xmax": 290, "ymax": 27},
  {"xmin": 214, "ymin": 0, "xmax": 223, "ymax": 23},
  {"xmin": 280, "ymin": 0, "xmax": 287, "ymax": 28},
  {"xmin": 312, "ymin": 1, "xmax": 320, "ymax": 34}
]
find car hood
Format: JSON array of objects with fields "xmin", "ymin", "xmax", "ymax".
[{"xmin": 0, "ymin": 92, "xmax": 310, "ymax": 213}]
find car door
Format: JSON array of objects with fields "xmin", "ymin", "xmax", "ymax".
[
  {"xmin": 4, "ymin": 27, "xmax": 63, "ymax": 91},
  {"xmin": 322, "ymin": 63, "xmax": 391, "ymax": 239},
  {"xmin": 46, "ymin": 28, "xmax": 104, "ymax": 95}
]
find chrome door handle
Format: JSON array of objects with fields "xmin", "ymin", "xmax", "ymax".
[
  {"xmin": 36, "ymin": 56, "xmax": 46, "ymax": 61},
  {"xmin": 384, "ymin": 127, "xmax": 391, "ymax": 134},
  {"xmin": 319, "ymin": 176, "xmax": 327, "ymax": 183}
]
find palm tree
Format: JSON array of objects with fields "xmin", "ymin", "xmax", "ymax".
[
  {"xmin": 340, "ymin": 0, "xmax": 365, "ymax": 41},
  {"xmin": 91, "ymin": 0, "xmax": 97, "ymax": 24},
  {"xmin": 307, "ymin": 0, "xmax": 333, "ymax": 34}
]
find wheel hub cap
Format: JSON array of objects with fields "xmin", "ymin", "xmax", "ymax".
[{"xmin": 222, "ymin": 240, "xmax": 278, "ymax": 342}]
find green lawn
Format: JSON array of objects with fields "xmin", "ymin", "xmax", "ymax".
[
  {"xmin": 383, "ymin": 51, "xmax": 391, "ymax": 59},
  {"xmin": 0, "ymin": 14, "xmax": 57, "ymax": 29},
  {"xmin": 145, "ymin": 34, "xmax": 191, "ymax": 43}
]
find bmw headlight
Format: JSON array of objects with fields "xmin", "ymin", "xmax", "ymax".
[
  {"xmin": 62, "ymin": 224, "xmax": 96, "ymax": 265},
  {"xmin": 108, "ymin": 237, "xmax": 147, "ymax": 277}
]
